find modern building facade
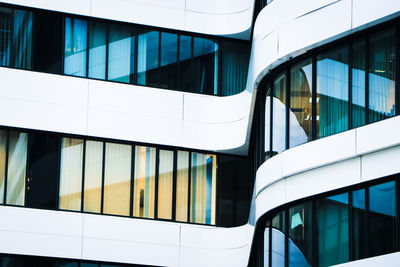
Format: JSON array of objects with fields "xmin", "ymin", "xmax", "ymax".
[{"xmin": 0, "ymin": 0, "xmax": 399, "ymax": 266}]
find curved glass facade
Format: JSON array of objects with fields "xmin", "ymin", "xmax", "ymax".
[
  {"xmin": 251, "ymin": 174, "xmax": 400, "ymax": 267},
  {"xmin": 260, "ymin": 22, "xmax": 399, "ymax": 160},
  {"xmin": 0, "ymin": 126, "xmax": 252, "ymax": 227},
  {"xmin": 0, "ymin": 4, "xmax": 250, "ymax": 96}
]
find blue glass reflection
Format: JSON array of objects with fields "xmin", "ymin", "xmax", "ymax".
[{"xmin": 64, "ymin": 17, "xmax": 87, "ymax": 77}]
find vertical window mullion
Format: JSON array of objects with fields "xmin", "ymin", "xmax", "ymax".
[
  {"xmin": 134, "ymin": 27, "xmax": 139, "ymax": 85},
  {"xmin": 24, "ymin": 134, "xmax": 31, "ymax": 207},
  {"xmin": 80, "ymin": 140, "xmax": 86, "ymax": 212},
  {"xmin": 55, "ymin": 136, "xmax": 62, "ymax": 209},
  {"xmin": 100, "ymin": 142, "xmax": 106, "ymax": 214},
  {"xmin": 61, "ymin": 16, "xmax": 66, "ymax": 74},
  {"xmin": 177, "ymin": 35, "xmax": 181, "ymax": 91},
  {"xmin": 396, "ymin": 178, "xmax": 400, "ymax": 251},
  {"xmin": 187, "ymin": 152, "xmax": 192, "ymax": 223},
  {"xmin": 154, "ymin": 148, "xmax": 160, "ymax": 219},
  {"xmin": 268, "ymin": 218, "xmax": 272, "ymax": 267},
  {"xmin": 130, "ymin": 145, "xmax": 135, "ymax": 217},
  {"xmin": 269, "ymin": 80, "xmax": 273, "ymax": 156},
  {"xmin": 284, "ymin": 209, "xmax": 289, "ymax": 267},
  {"xmin": 172, "ymin": 150, "xmax": 177, "ymax": 221},
  {"xmin": 312, "ymin": 199, "xmax": 317, "ymax": 267},
  {"xmin": 129, "ymin": 28, "xmax": 136, "ymax": 85}
]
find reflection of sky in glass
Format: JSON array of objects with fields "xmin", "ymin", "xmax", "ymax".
[
  {"xmin": 369, "ymin": 181, "xmax": 395, "ymax": 217},
  {"xmin": 161, "ymin": 32, "xmax": 177, "ymax": 67}
]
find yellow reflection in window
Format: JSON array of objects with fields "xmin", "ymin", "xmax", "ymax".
[{"xmin": 157, "ymin": 150, "xmax": 173, "ymax": 220}]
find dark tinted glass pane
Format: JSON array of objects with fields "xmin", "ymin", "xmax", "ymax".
[
  {"xmin": 272, "ymin": 73, "xmax": 286, "ymax": 154},
  {"xmin": 289, "ymin": 59, "xmax": 312, "ymax": 148},
  {"xmin": 64, "ymin": 17, "xmax": 87, "ymax": 77},
  {"xmin": 288, "ymin": 202, "xmax": 312, "ymax": 267},
  {"xmin": 89, "ymin": 21, "xmax": 107, "ymax": 79},
  {"xmin": 160, "ymin": 32, "xmax": 177, "ymax": 89},
  {"xmin": 54, "ymin": 261, "xmax": 79, "ymax": 267},
  {"xmin": 11, "ymin": 9, "xmax": 33, "ymax": 69},
  {"xmin": 108, "ymin": 24, "xmax": 134, "ymax": 83},
  {"xmin": 352, "ymin": 189, "xmax": 367, "ymax": 260},
  {"xmin": 317, "ymin": 46, "xmax": 349, "ymax": 138},
  {"xmin": 32, "ymin": 12, "xmax": 63, "ymax": 73},
  {"xmin": 193, "ymin": 37, "xmax": 218, "ymax": 95},
  {"xmin": 317, "ymin": 193, "xmax": 349, "ymax": 267},
  {"xmin": 0, "ymin": 256, "xmax": 24, "ymax": 266},
  {"xmin": 0, "ymin": 7, "xmax": 12, "ymax": 66},
  {"xmin": 369, "ymin": 181, "xmax": 396, "ymax": 257},
  {"xmin": 369, "ymin": 29, "xmax": 396, "ymax": 122},
  {"xmin": 138, "ymin": 30, "xmax": 159, "ymax": 87},
  {"xmin": 26, "ymin": 132, "xmax": 60, "ymax": 209},
  {"xmin": 220, "ymin": 40, "xmax": 250, "ymax": 96},
  {"xmin": 271, "ymin": 211, "xmax": 285, "ymax": 267},
  {"xmin": 352, "ymin": 41, "xmax": 366, "ymax": 128},
  {"xmin": 179, "ymin": 35, "xmax": 193, "ymax": 92}
]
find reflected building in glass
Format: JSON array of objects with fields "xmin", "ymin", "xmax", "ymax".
[{"xmin": 0, "ymin": 1, "xmax": 400, "ymax": 267}]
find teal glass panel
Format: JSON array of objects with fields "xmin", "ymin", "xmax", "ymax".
[
  {"xmin": 160, "ymin": 32, "xmax": 178, "ymax": 89},
  {"xmin": 288, "ymin": 202, "xmax": 312, "ymax": 267},
  {"xmin": 317, "ymin": 46, "xmax": 349, "ymax": 138},
  {"xmin": 64, "ymin": 17, "xmax": 87, "ymax": 77},
  {"xmin": 88, "ymin": 21, "xmax": 106, "ymax": 79},
  {"xmin": 271, "ymin": 211, "xmax": 285, "ymax": 267},
  {"xmin": 0, "ymin": 7, "xmax": 12, "ymax": 66},
  {"xmin": 352, "ymin": 41, "xmax": 366, "ymax": 128},
  {"xmin": 138, "ymin": 30, "xmax": 159, "ymax": 87},
  {"xmin": 369, "ymin": 29, "xmax": 396, "ymax": 123},
  {"xmin": 352, "ymin": 189, "xmax": 367, "ymax": 260},
  {"xmin": 369, "ymin": 181, "xmax": 396, "ymax": 257},
  {"xmin": 108, "ymin": 24, "xmax": 134, "ymax": 83},
  {"xmin": 317, "ymin": 193, "xmax": 349, "ymax": 267}
]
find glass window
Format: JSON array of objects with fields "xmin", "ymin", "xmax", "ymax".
[
  {"xmin": 0, "ymin": 7, "xmax": 12, "ymax": 67},
  {"xmin": 220, "ymin": 40, "xmax": 250, "ymax": 96},
  {"xmin": 369, "ymin": 29, "xmax": 396, "ymax": 123},
  {"xmin": 31, "ymin": 12, "xmax": 63, "ymax": 74},
  {"xmin": 0, "ymin": 130, "xmax": 6, "ymax": 204},
  {"xmin": 352, "ymin": 41, "xmax": 366, "ymax": 128},
  {"xmin": 138, "ymin": 30, "xmax": 159, "ymax": 87},
  {"xmin": 317, "ymin": 193, "xmax": 349, "ymax": 267},
  {"xmin": 26, "ymin": 133, "xmax": 59, "ymax": 210},
  {"xmin": 11, "ymin": 9, "xmax": 33, "ymax": 69},
  {"xmin": 160, "ymin": 32, "xmax": 178, "ymax": 89},
  {"xmin": 368, "ymin": 181, "xmax": 396, "ymax": 257},
  {"xmin": 83, "ymin": 140, "xmax": 103, "ymax": 213},
  {"xmin": 64, "ymin": 17, "xmax": 87, "ymax": 77},
  {"xmin": 88, "ymin": 21, "xmax": 107, "ymax": 79},
  {"xmin": 179, "ymin": 35, "xmax": 194, "ymax": 92},
  {"xmin": 289, "ymin": 59, "xmax": 312, "ymax": 148},
  {"xmin": 103, "ymin": 143, "xmax": 131, "ymax": 216},
  {"xmin": 288, "ymin": 202, "xmax": 312, "ymax": 267},
  {"xmin": 352, "ymin": 188, "xmax": 367, "ymax": 260},
  {"xmin": 176, "ymin": 151, "xmax": 189, "ymax": 222},
  {"xmin": 133, "ymin": 146, "xmax": 156, "ymax": 218},
  {"xmin": 193, "ymin": 37, "xmax": 218, "ymax": 95},
  {"xmin": 317, "ymin": 46, "xmax": 349, "ymax": 138},
  {"xmin": 59, "ymin": 138, "xmax": 84, "ymax": 211},
  {"xmin": 190, "ymin": 153, "xmax": 217, "ymax": 225},
  {"xmin": 271, "ymin": 211, "xmax": 285, "ymax": 267},
  {"xmin": 108, "ymin": 24, "xmax": 134, "ymax": 83},
  {"xmin": 6, "ymin": 131, "xmax": 28, "ymax": 206},
  {"xmin": 272, "ymin": 73, "xmax": 286, "ymax": 154},
  {"xmin": 157, "ymin": 149, "xmax": 174, "ymax": 220},
  {"xmin": 264, "ymin": 221, "xmax": 270, "ymax": 267}
]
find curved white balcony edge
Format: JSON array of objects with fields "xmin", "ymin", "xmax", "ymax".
[
  {"xmin": 255, "ymin": 116, "xmax": 400, "ymax": 222},
  {"xmin": 0, "ymin": 206, "xmax": 253, "ymax": 267},
  {"xmin": 0, "ymin": 0, "xmax": 254, "ymax": 40}
]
